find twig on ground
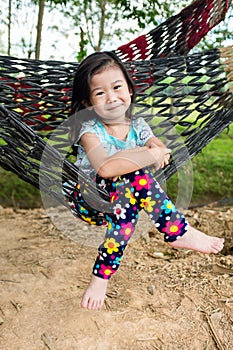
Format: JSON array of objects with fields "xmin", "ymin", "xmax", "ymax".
[
  {"xmin": 41, "ymin": 332, "xmax": 53, "ymax": 350},
  {"xmin": 0, "ymin": 279, "xmax": 20, "ymax": 283},
  {"xmin": 204, "ymin": 311, "xmax": 225, "ymax": 350},
  {"xmin": 93, "ymin": 319, "xmax": 100, "ymax": 331},
  {"xmin": 212, "ymin": 264, "xmax": 233, "ymax": 276},
  {"xmin": 10, "ymin": 300, "xmax": 22, "ymax": 312},
  {"xmin": 218, "ymin": 298, "xmax": 233, "ymax": 304},
  {"xmin": 0, "ymin": 305, "xmax": 5, "ymax": 316}
]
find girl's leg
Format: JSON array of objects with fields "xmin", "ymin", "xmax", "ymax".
[
  {"xmin": 138, "ymin": 169, "xmax": 224, "ymax": 254},
  {"xmin": 126, "ymin": 168, "xmax": 189, "ymax": 242},
  {"xmin": 81, "ymin": 175, "xmax": 141, "ymax": 309}
]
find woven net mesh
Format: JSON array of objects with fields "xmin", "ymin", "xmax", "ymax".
[{"xmin": 0, "ymin": 0, "xmax": 232, "ymax": 219}]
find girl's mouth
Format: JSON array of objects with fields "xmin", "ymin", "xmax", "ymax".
[{"xmin": 105, "ymin": 103, "xmax": 122, "ymax": 111}]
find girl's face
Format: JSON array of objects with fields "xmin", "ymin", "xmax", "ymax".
[{"xmin": 86, "ymin": 66, "xmax": 132, "ymax": 123}]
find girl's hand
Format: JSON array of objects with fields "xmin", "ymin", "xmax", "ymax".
[
  {"xmin": 149, "ymin": 143, "xmax": 171, "ymax": 169},
  {"xmin": 162, "ymin": 150, "xmax": 171, "ymax": 168},
  {"xmin": 110, "ymin": 176, "xmax": 119, "ymax": 182}
]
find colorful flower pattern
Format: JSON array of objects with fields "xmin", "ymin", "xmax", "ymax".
[
  {"xmin": 113, "ymin": 203, "xmax": 126, "ymax": 220},
  {"xmin": 162, "ymin": 220, "xmax": 185, "ymax": 238},
  {"xmin": 140, "ymin": 196, "xmax": 156, "ymax": 212},
  {"xmin": 104, "ymin": 238, "xmax": 120, "ymax": 254},
  {"xmin": 161, "ymin": 199, "xmax": 176, "ymax": 214},
  {"xmin": 131, "ymin": 173, "xmax": 154, "ymax": 191},
  {"xmin": 119, "ymin": 222, "xmax": 134, "ymax": 240},
  {"xmin": 98, "ymin": 264, "xmax": 115, "ymax": 279},
  {"xmin": 125, "ymin": 188, "xmax": 137, "ymax": 205}
]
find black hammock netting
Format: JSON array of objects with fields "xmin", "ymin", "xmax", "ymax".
[{"xmin": 0, "ymin": 0, "xmax": 233, "ymax": 222}]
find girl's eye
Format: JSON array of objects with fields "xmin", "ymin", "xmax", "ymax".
[
  {"xmin": 114, "ymin": 85, "xmax": 122, "ymax": 90},
  {"xmin": 95, "ymin": 91, "xmax": 104, "ymax": 96}
]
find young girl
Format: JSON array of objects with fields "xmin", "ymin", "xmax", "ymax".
[{"xmin": 67, "ymin": 51, "xmax": 224, "ymax": 310}]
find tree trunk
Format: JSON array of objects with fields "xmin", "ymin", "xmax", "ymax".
[
  {"xmin": 35, "ymin": 0, "xmax": 45, "ymax": 59},
  {"xmin": 7, "ymin": 0, "xmax": 12, "ymax": 55},
  {"xmin": 96, "ymin": 0, "xmax": 106, "ymax": 51}
]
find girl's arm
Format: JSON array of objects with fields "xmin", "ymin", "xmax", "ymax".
[
  {"xmin": 145, "ymin": 135, "xmax": 167, "ymax": 149},
  {"xmin": 80, "ymin": 133, "xmax": 170, "ymax": 178}
]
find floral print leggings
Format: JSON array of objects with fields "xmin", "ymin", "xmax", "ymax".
[{"xmin": 67, "ymin": 168, "xmax": 189, "ymax": 280}]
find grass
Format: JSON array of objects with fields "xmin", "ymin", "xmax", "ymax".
[
  {"xmin": 191, "ymin": 136, "xmax": 233, "ymax": 204},
  {"xmin": 166, "ymin": 124, "xmax": 233, "ymax": 206},
  {"xmin": 0, "ymin": 168, "xmax": 42, "ymax": 208}
]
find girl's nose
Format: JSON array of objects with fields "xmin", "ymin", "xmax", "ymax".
[{"xmin": 106, "ymin": 91, "xmax": 117, "ymax": 103}]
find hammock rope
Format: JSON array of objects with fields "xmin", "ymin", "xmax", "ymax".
[{"xmin": 0, "ymin": 0, "xmax": 232, "ymax": 221}]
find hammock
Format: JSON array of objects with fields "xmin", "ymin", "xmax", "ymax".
[
  {"xmin": 1, "ymin": 47, "xmax": 232, "ymax": 214},
  {"xmin": 0, "ymin": 0, "xmax": 232, "ymax": 221}
]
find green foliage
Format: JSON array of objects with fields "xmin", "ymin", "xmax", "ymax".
[
  {"xmin": 115, "ymin": 0, "xmax": 186, "ymax": 28},
  {"xmin": 76, "ymin": 47, "xmax": 88, "ymax": 62},
  {"xmin": 167, "ymin": 125, "xmax": 233, "ymax": 206},
  {"xmin": 0, "ymin": 169, "xmax": 42, "ymax": 208}
]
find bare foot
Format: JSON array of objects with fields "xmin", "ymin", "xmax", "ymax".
[
  {"xmin": 169, "ymin": 226, "xmax": 224, "ymax": 254},
  {"xmin": 81, "ymin": 275, "xmax": 108, "ymax": 310}
]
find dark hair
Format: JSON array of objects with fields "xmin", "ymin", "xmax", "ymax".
[{"xmin": 70, "ymin": 51, "xmax": 136, "ymax": 115}]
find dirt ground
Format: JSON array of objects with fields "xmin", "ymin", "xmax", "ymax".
[{"xmin": 0, "ymin": 203, "xmax": 232, "ymax": 350}]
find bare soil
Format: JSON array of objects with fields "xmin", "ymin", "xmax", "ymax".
[{"xmin": 0, "ymin": 204, "xmax": 232, "ymax": 350}]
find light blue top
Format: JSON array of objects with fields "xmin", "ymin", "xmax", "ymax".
[{"xmin": 74, "ymin": 117, "xmax": 154, "ymax": 178}]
